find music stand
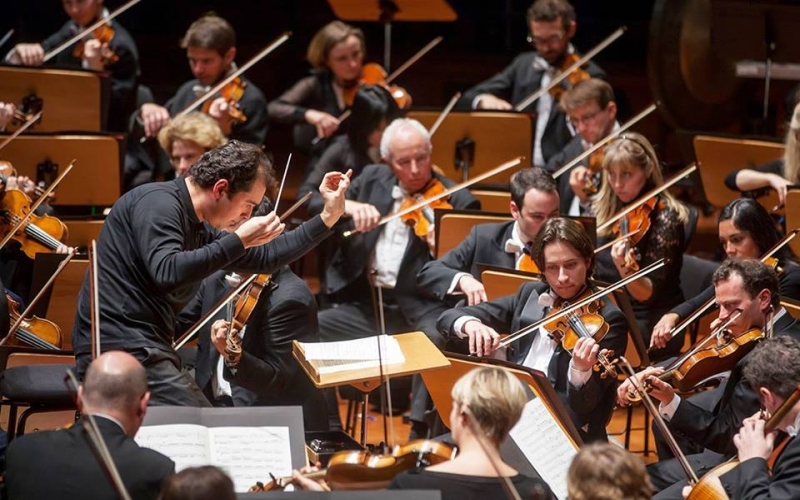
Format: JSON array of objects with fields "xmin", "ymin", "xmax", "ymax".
[
  {"xmin": 0, "ymin": 133, "xmax": 123, "ymax": 208},
  {"xmin": 0, "ymin": 66, "xmax": 109, "ymax": 132},
  {"xmin": 327, "ymin": 0, "xmax": 456, "ymax": 70},
  {"xmin": 409, "ymin": 111, "xmax": 532, "ymax": 184}
]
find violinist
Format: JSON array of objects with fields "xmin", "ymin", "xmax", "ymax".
[
  {"xmin": 651, "ymin": 198, "xmax": 800, "ymax": 351},
  {"xmin": 267, "ymin": 21, "xmax": 365, "ymax": 164},
  {"xmin": 437, "ymin": 217, "xmax": 627, "ymax": 442},
  {"xmin": 71, "ymin": 141, "xmax": 350, "ymax": 406},
  {"xmin": 592, "ymin": 132, "xmax": 689, "ymax": 357},
  {"xmin": 616, "ymin": 259, "xmax": 800, "ymax": 499},
  {"xmin": 545, "ymin": 78, "xmax": 619, "ymax": 216},
  {"xmin": 458, "ymin": 0, "xmax": 606, "ymax": 167},
  {"xmin": 417, "ymin": 167, "xmax": 560, "ymax": 306},
  {"xmin": 724, "ymin": 101, "xmax": 800, "ymax": 207},
  {"xmin": 157, "ymin": 112, "xmax": 227, "ymax": 179},
  {"xmin": 688, "ymin": 336, "xmax": 800, "ymax": 499},
  {"xmin": 318, "ymin": 118, "xmax": 478, "ymax": 437},
  {"xmin": 5, "ymin": 0, "xmax": 139, "ymax": 133},
  {"xmin": 0, "ymin": 102, "xmax": 17, "ymax": 132}
]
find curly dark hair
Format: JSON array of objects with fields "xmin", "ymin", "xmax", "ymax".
[
  {"xmin": 712, "ymin": 258, "xmax": 781, "ymax": 309},
  {"xmin": 187, "ymin": 140, "xmax": 274, "ymax": 196},
  {"xmin": 531, "ymin": 217, "xmax": 594, "ymax": 278},
  {"xmin": 744, "ymin": 336, "xmax": 800, "ymax": 399}
]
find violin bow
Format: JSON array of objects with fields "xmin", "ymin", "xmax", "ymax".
[
  {"xmin": 89, "ymin": 240, "xmax": 102, "ymax": 359},
  {"xmin": 0, "ymin": 159, "xmax": 74, "ymax": 253},
  {"xmin": 429, "ymin": 92, "xmax": 461, "ymax": 137},
  {"xmin": 0, "ymin": 110, "xmax": 43, "ymax": 153},
  {"xmin": 514, "ymin": 26, "xmax": 626, "ymax": 112},
  {"xmin": 174, "ymin": 32, "xmax": 291, "ymax": 120},
  {"xmin": 462, "ymin": 407, "xmax": 523, "ymax": 500},
  {"xmin": 64, "ymin": 369, "xmax": 133, "ymax": 500},
  {"xmin": 0, "ymin": 29, "xmax": 14, "ymax": 51},
  {"xmin": 42, "ymin": 0, "xmax": 142, "ymax": 63},
  {"xmin": 498, "ymin": 259, "xmax": 666, "ymax": 348},
  {"xmin": 274, "ymin": 154, "xmax": 292, "ymax": 212},
  {"xmin": 597, "ymin": 163, "xmax": 698, "ymax": 232},
  {"xmin": 278, "ymin": 192, "xmax": 312, "ymax": 222},
  {"xmin": 343, "ymin": 156, "xmax": 524, "ymax": 237},
  {"xmin": 551, "ymin": 103, "xmax": 657, "ymax": 179}
]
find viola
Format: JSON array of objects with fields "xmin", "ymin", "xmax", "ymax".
[
  {"xmin": 72, "ymin": 24, "xmax": 118, "ymax": 65},
  {"xmin": 249, "ymin": 440, "xmax": 455, "ymax": 491},
  {"xmin": 0, "ymin": 188, "xmax": 67, "ymax": 258},
  {"xmin": 201, "ymin": 77, "xmax": 248, "ymax": 123},
  {"xmin": 548, "ymin": 53, "xmax": 592, "ymax": 101},
  {"xmin": 610, "ymin": 196, "xmax": 661, "ymax": 272},
  {"xmin": 342, "ymin": 63, "xmax": 412, "ymax": 110},
  {"xmin": 398, "ymin": 178, "xmax": 453, "ymax": 238},
  {"xmin": 4, "ymin": 293, "xmax": 62, "ymax": 350}
]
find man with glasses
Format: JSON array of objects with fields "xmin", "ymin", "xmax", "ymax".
[
  {"xmin": 459, "ymin": 0, "xmax": 605, "ymax": 168},
  {"xmin": 546, "ymin": 78, "xmax": 618, "ymax": 216}
]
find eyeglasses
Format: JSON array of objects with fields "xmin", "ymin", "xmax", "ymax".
[
  {"xmin": 569, "ymin": 109, "xmax": 603, "ymax": 127},
  {"xmin": 527, "ymin": 31, "xmax": 565, "ymax": 47}
]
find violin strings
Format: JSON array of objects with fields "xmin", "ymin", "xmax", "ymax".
[{"xmin": 6, "ymin": 214, "xmax": 63, "ymax": 249}]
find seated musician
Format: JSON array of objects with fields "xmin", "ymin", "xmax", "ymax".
[
  {"xmin": 416, "ymin": 167, "xmax": 560, "ymax": 306},
  {"xmin": 160, "ymin": 465, "xmax": 235, "ymax": 500},
  {"xmin": 157, "ymin": 111, "xmax": 227, "ymax": 178},
  {"xmin": 651, "ymin": 197, "xmax": 800, "ymax": 351},
  {"xmin": 545, "ymin": 78, "xmax": 619, "ymax": 216},
  {"xmin": 567, "ymin": 442, "xmax": 653, "ymax": 500},
  {"xmin": 437, "ymin": 217, "xmax": 627, "ymax": 442},
  {"xmin": 267, "ymin": 21, "xmax": 365, "ymax": 163},
  {"xmin": 5, "ymin": 0, "xmax": 139, "ymax": 133},
  {"xmin": 71, "ymin": 141, "xmax": 350, "ymax": 406},
  {"xmin": 318, "ymin": 118, "xmax": 479, "ymax": 436},
  {"xmin": 616, "ymin": 259, "xmax": 800, "ymax": 499},
  {"xmin": 700, "ymin": 336, "xmax": 800, "ymax": 499},
  {"xmin": 724, "ymin": 101, "xmax": 800, "ymax": 207},
  {"xmin": 127, "ymin": 14, "xmax": 268, "ymax": 187},
  {"xmin": 592, "ymin": 132, "xmax": 689, "ymax": 358},
  {"xmin": 458, "ymin": 0, "xmax": 605, "ymax": 168},
  {"xmin": 4, "ymin": 351, "xmax": 175, "ymax": 499}
]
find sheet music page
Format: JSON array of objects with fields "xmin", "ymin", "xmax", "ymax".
[
  {"xmin": 208, "ymin": 426, "xmax": 293, "ymax": 492},
  {"xmin": 134, "ymin": 424, "xmax": 211, "ymax": 471},
  {"xmin": 508, "ymin": 398, "xmax": 578, "ymax": 500},
  {"xmin": 299, "ymin": 335, "xmax": 405, "ymax": 373}
]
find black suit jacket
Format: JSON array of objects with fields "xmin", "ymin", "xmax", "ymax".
[
  {"xmin": 437, "ymin": 281, "xmax": 627, "ymax": 442},
  {"xmin": 416, "ymin": 220, "xmax": 516, "ymax": 301},
  {"xmin": 545, "ymin": 134, "xmax": 588, "ymax": 214},
  {"xmin": 178, "ymin": 267, "xmax": 328, "ymax": 431},
  {"xmin": 458, "ymin": 51, "xmax": 605, "ymax": 164},
  {"xmin": 667, "ymin": 313, "xmax": 800, "ymax": 455},
  {"xmin": 720, "ymin": 434, "xmax": 800, "ymax": 499},
  {"xmin": 5, "ymin": 417, "xmax": 174, "ymax": 499},
  {"xmin": 323, "ymin": 164, "xmax": 480, "ymax": 325}
]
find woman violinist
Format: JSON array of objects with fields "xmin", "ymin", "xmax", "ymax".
[
  {"xmin": 593, "ymin": 132, "xmax": 690, "ymax": 357},
  {"xmin": 651, "ymin": 198, "xmax": 800, "ymax": 350}
]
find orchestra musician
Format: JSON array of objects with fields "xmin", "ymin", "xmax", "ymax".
[
  {"xmin": 4, "ymin": 351, "xmax": 175, "ymax": 499},
  {"xmin": 317, "ymin": 118, "xmax": 479, "ymax": 437},
  {"xmin": 545, "ymin": 78, "xmax": 619, "ymax": 216},
  {"xmin": 0, "ymin": 102, "xmax": 17, "ymax": 132},
  {"xmin": 725, "ymin": 101, "xmax": 800, "ymax": 207},
  {"xmin": 160, "ymin": 466, "xmax": 236, "ymax": 500},
  {"xmin": 567, "ymin": 442, "xmax": 653, "ymax": 500},
  {"xmin": 437, "ymin": 217, "xmax": 627, "ymax": 442},
  {"xmin": 267, "ymin": 21, "xmax": 365, "ymax": 165},
  {"xmin": 71, "ymin": 141, "xmax": 350, "ymax": 406},
  {"xmin": 458, "ymin": 0, "xmax": 606, "ymax": 168},
  {"xmin": 616, "ymin": 259, "xmax": 800, "ymax": 499},
  {"xmin": 651, "ymin": 198, "xmax": 800, "ymax": 351},
  {"xmin": 592, "ymin": 132, "xmax": 689, "ymax": 357},
  {"xmin": 5, "ymin": 0, "xmax": 140, "ymax": 133},
  {"xmin": 416, "ymin": 167, "xmax": 560, "ymax": 307},
  {"xmin": 157, "ymin": 111, "xmax": 227, "ymax": 178}
]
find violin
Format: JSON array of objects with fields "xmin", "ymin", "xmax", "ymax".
[
  {"xmin": 343, "ymin": 63, "xmax": 412, "ymax": 110},
  {"xmin": 548, "ymin": 53, "xmax": 591, "ymax": 102},
  {"xmin": 610, "ymin": 196, "xmax": 662, "ymax": 272},
  {"xmin": 0, "ymin": 188, "xmax": 67, "ymax": 258},
  {"xmin": 72, "ymin": 24, "xmax": 118, "ymax": 65},
  {"xmin": 398, "ymin": 178, "xmax": 452, "ymax": 238},
  {"xmin": 4, "ymin": 293, "xmax": 62, "ymax": 350},
  {"xmin": 201, "ymin": 77, "xmax": 248, "ymax": 123},
  {"xmin": 583, "ymin": 148, "xmax": 605, "ymax": 195},
  {"xmin": 542, "ymin": 287, "xmax": 617, "ymax": 378},
  {"xmin": 249, "ymin": 440, "xmax": 455, "ymax": 491},
  {"xmin": 222, "ymin": 273, "xmax": 272, "ymax": 362}
]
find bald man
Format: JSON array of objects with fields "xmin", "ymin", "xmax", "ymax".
[{"xmin": 5, "ymin": 352, "xmax": 175, "ymax": 499}]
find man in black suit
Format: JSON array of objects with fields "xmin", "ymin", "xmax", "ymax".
[
  {"xmin": 438, "ymin": 217, "xmax": 627, "ymax": 442},
  {"xmin": 458, "ymin": 0, "xmax": 605, "ymax": 168},
  {"xmin": 5, "ymin": 351, "xmax": 175, "ymax": 499},
  {"xmin": 317, "ymin": 118, "xmax": 479, "ymax": 436},
  {"xmin": 545, "ymin": 78, "xmax": 619, "ymax": 215},
  {"xmin": 417, "ymin": 167, "xmax": 559, "ymax": 306},
  {"xmin": 6, "ymin": 0, "xmax": 139, "ymax": 133},
  {"xmin": 615, "ymin": 259, "xmax": 800, "ymax": 499},
  {"xmin": 178, "ymin": 266, "xmax": 328, "ymax": 431}
]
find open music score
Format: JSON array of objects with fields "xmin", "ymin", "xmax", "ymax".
[{"xmin": 296, "ymin": 335, "xmax": 405, "ymax": 375}]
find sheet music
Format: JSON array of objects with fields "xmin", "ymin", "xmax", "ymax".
[
  {"xmin": 134, "ymin": 424, "xmax": 211, "ymax": 471},
  {"xmin": 508, "ymin": 398, "xmax": 578, "ymax": 500},
  {"xmin": 208, "ymin": 426, "xmax": 292, "ymax": 492},
  {"xmin": 299, "ymin": 335, "xmax": 405, "ymax": 374}
]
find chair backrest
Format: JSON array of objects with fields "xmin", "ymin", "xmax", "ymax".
[
  {"xmin": 785, "ymin": 189, "xmax": 800, "ymax": 255},
  {"xmin": 470, "ymin": 190, "xmax": 511, "ymax": 213},
  {"xmin": 481, "ymin": 270, "xmax": 538, "ymax": 301},
  {"xmin": 5, "ymin": 352, "xmax": 75, "ymax": 369},
  {"xmin": 436, "ymin": 212, "xmax": 512, "ymax": 258}
]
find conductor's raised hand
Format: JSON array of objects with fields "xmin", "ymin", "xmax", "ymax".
[
  {"xmin": 319, "ymin": 169, "xmax": 351, "ymax": 228},
  {"xmin": 463, "ymin": 320, "xmax": 501, "ymax": 357},
  {"xmin": 234, "ymin": 211, "xmax": 285, "ymax": 248}
]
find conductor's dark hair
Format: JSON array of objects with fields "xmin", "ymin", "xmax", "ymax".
[{"xmin": 187, "ymin": 140, "xmax": 274, "ymax": 196}]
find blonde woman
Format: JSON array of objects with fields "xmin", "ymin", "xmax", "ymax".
[
  {"xmin": 725, "ymin": 101, "xmax": 800, "ymax": 206},
  {"xmin": 567, "ymin": 443, "xmax": 652, "ymax": 500},
  {"xmin": 592, "ymin": 132, "xmax": 689, "ymax": 357},
  {"xmin": 157, "ymin": 112, "xmax": 226, "ymax": 177}
]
